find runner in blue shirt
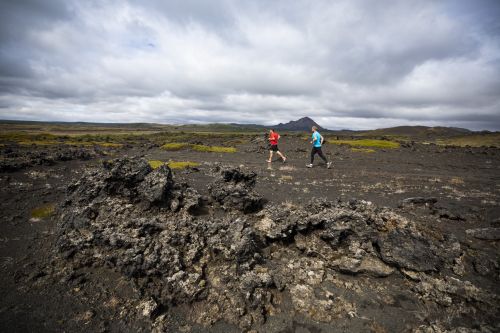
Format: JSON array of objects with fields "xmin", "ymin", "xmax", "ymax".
[{"xmin": 306, "ymin": 126, "xmax": 332, "ymax": 168}]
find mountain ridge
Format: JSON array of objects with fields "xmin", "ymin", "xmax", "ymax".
[
  {"xmin": 0, "ymin": 119, "xmax": 490, "ymax": 137},
  {"xmin": 273, "ymin": 117, "xmax": 325, "ymax": 132}
]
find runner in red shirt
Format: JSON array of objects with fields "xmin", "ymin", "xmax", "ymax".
[{"xmin": 267, "ymin": 129, "xmax": 287, "ymax": 163}]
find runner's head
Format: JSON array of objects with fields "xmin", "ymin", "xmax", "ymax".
[
  {"xmin": 270, "ymin": 129, "xmax": 275, "ymax": 134},
  {"xmin": 312, "ymin": 126, "xmax": 317, "ymax": 132}
]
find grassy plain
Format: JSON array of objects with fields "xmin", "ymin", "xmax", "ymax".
[
  {"xmin": 1, "ymin": 121, "xmax": 498, "ymax": 149},
  {"xmin": 327, "ymin": 139, "xmax": 400, "ymax": 149},
  {"xmin": 436, "ymin": 133, "xmax": 500, "ymax": 147}
]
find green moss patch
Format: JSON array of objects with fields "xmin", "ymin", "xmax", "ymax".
[
  {"xmin": 31, "ymin": 203, "xmax": 55, "ymax": 219},
  {"xmin": 161, "ymin": 143, "xmax": 189, "ymax": 151},
  {"xmin": 148, "ymin": 160, "xmax": 165, "ymax": 169},
  {"xmin": 328, "ymin": 139, "xmax": 399, "ymax": 149},
  {"xmin": 161, "ymin": 143, "xmax": 236, "ymax": 153},
  {"xmin": 17, "ymin": 140, "xmax": 122, "ymax": 148},
  {"xmin": 168, "ymin": 161, "xmax": 201, "ymax": 169},
  {"xmin": 191, "ymin": 145, "xmax": 237, "ymax": 153},
  {"xmin": 149, "ymin": 160, "xmax": 200, "ymax": 170},
  {"xmin": 436, "ymin": 133, "xmax": 500, "ymax": 147},
  {"xmin": 0, "ymin": 131, "xmax": 127, "ymax": 147}
]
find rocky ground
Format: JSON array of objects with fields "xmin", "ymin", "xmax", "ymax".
[{"xmin": 0, "ymin": 136, "xmax": 499, "ymax": 332}]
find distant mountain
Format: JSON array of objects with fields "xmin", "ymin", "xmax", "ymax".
[
  {"xmin": 273, "ymin": 117, "xmax": 325, "ymax": 131},
  {"xmin": 228, "ymin": 117, "xmax": 326, "ymax": 132}
]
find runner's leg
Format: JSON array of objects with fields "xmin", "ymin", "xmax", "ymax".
[
  {"xmin": 277, "ymin": 151, "xmax": 286, "ymax": 161},
  {"xmin": 310, "ymin": 147, "xmax": 317, "ymax": 164},
  {"xmin": 317, "ymin": 148, "xmax": 328, "ymax": 163}
]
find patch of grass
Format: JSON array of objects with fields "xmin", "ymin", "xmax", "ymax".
[
  {"xmin": 150, "ymin": 141, "xmax": 237, "ymax": 153},
  {"xmin": 148, "ymin": 160, "xmax": 165, "ymax": 169},
  {"xmin": 65, "ymin": 141, "xmax": 123, "ymax": 148},
  {"xmin": 328, "ymin": 139, "xmax": 400, "ymax": 149},
  {"xmin": 16, "ymin": 139, "xmax": 122, "ymax": 148},
  {"xmin": 161, "ymin": 142, "xmax": 189, "ymax": 151},
  {"xmin": 150, "ymin": 160, "xmax": 200, "ymax": 170},
  {"xmin": 18, "ymin": 140, "xmax": 60, "ymax": 146},
  {"xmin": 0, "ymin": 132, "xmax": 59, "ymax": 143},
  {"xmin": 94, "ymin": 142, "xmax": 122, "ymax": 147},
  {"xmin": 0, "ymin": 131, "xmax": 130, "ymax": 147},
  {"xmin": 168, "ymin": 161, "xmax": 200, "ymax": 169},
  {"xmin": 191, "ymin": 145, "xmax": 237, "ymax": 153},
  {"xmin": 351, "ymin": 148, "xmax": 376, "ymax": 153},
  {"xmin": 31, "ymin": 203, "xmax": 55, "ymax": 219},
  {"xmin": 437, "ymin": 133, "xmax": 500, "ymax": 147}
]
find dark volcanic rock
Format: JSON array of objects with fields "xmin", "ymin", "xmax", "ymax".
[
  {"xmin": 0, "ymin": 145, "xmax": 103, "ymax": 172},
  {"xmin": 137, "ymin": 164, "xmax": 174, "ymax": 203},
  {"xmin": 208, "ymin": 166, "xmax": 266, "ymax": 213},
  {"xmin": 53, "ymin": 159, "xmax": 499, "ymax": 332},
  {"xmin": 377, "ymin": 229, "xmax": 443, "ymax": 272},
  {"xmin": 466, "ymin": 228, "xmax": 500, "ymax": 240},
  {"xmin": 399, "ymin": 197, "xmax": 438, "ymax": 207},
  {"xmin": 56, "ymin": 158, "xmax": 271, "ymax": 328}
]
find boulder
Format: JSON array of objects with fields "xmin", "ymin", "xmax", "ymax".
[
  {"xmin": 208, "ymin": 167, "xmax": 266, "ymax": 213},
  {"xmin": 137, "ymin": 164, "xmax": 174, "ymax": 203},
  {"xmin": 377, "ymin": 229, "xmax": 443, "ymax": 272}
]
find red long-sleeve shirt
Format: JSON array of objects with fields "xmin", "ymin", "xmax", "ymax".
[{"xmin": 269, "ymin": 132, "xmax": 280, "ymax": 145}]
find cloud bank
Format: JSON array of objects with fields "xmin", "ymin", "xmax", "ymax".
[{"xmin": 1, "ymin": 0, "xmax": 499, "ymax": 130}]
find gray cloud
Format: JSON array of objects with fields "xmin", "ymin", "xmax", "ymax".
[{"xmin": 0, "ymin": 0, "xmax": 499, "ymax": 130}]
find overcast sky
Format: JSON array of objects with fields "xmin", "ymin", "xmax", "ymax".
[{"xmin": 1, "ymin": 0, "xmax": 500, "ymax": 130}]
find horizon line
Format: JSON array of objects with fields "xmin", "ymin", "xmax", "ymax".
[{"xmin": 0, "ymin": 118, "xmax": 497, "ymax": 133}]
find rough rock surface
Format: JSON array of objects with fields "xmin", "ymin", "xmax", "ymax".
[
  {"xmin": 208, "ymin": 166, "xmax": 266, "ymax": 213},
  {"xmin": 0, "ymin": 145, "xmax": 103, "ymax": 172},
  {"xmin": 466, "ymin": 228, "xmax": 500, "ymax": 240},
  {"xmin": 54, "ymin": 158, "xmax": 500, "ymax": 332}
]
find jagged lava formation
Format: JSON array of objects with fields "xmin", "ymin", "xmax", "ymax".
[{"xmin": 55, "ymin": 158, "xmax": 499, "ymax": 332}]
